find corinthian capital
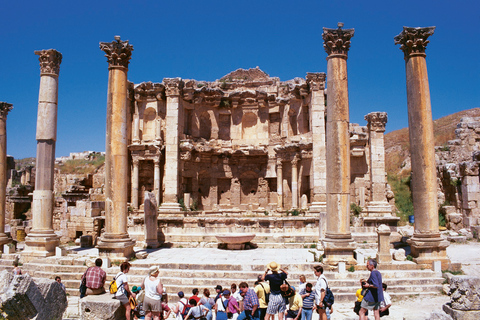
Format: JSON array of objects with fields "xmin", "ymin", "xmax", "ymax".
[
  {"xmin": 99, "ymin": 36, "xmax": 133, "ymax": 69},
  {"xmin": 365, "ymin": 112, "xmax": 388, "ymax": 132},
  {"xmin": 0, "ymin": 102, "xmax": 13, "ymax": 119},
  {"xmin": 394, "ymin": 26, "xmax": 435, "ymax": 60},
  {"xmin": 306, "ymin": 72, "xmax": 326, "ymax": 91},
  {"xmin": 35, "ymin": 49, "xmax": 62, "ymax": 76},
  {"xmin": 322, "ymin": 23, "xmax": 355, "ymax": 58},
  {"xmin": 164, "ymin": 78, "xmax": 184, "ymax": 97}
]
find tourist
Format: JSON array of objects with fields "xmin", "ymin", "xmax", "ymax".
[
  {"xmin": 313, "ymin": 265, "xmax": 327, "ymax": 320},
  {"xmin": 214, "ymin": 285, "xmax": 223, "ymax": 302},
  {"xmin": 199, "ymin": 288, "xmax": 215, "ymax": 320},
  {"xmin": 237, "ymin": 282, "xmax": 259, "ymax": 320},
  {"xmin": 284, "ymin": 286, "xmax": 302, "ymax": 320},
  {"xmin": 174, "ymin": 291, "xmax": 189, "ymax": 320},
  {"xmin": 359, "ymin": 259, "xmax": 384, "ymax": 320},
  {"xmin": 299, "ymin": 283, "xmax": 315, "ymax": 320},
  {"xmin": 231, "ymin": 283, "xmax": 244, "ymax": 312},
  {"xmin": 224, "ymin": 289, "xmax": 240, "ymax": 320},
  {"xmin": 214, "ymin": 289, "xmax": 230, "ymax": 320},
  {"xmin": 55, "ymin": 276, "xmax": 66, "ymax": 291},
  {"xmin": 379, "ymin": 283, "xmax": 391, "ymax": 317},
  {"xmin": 254, "ymin": 276, "xmax": 270, "ymax": 320},
  {"xmin": 12, "ymin": 261, "xmax": 22, "ymax": 275},
  {"xmin": 185, "ymin": 298, "xmax": 209, "ymax": 320},
  {"xmin": 140, "ymin": 265, "xmax": 164, "ymax": 320},
  {"xmin": 115, "ymin": 262, "xmax": 136, "ymax": 320},
  {"xmin": 354, "ymin": 278, "xmax": 368, "ymax": 316},
  {"xmin": 261, "ymin": 261, "xmax": 288, "ymax": 320},
  {"xmin": 161, "ymin": 301, "xmax": 172, "ymax": 320},
  {"xmin": 132, "ymin": 286, "xmax": 145, "ymax": 319},
  {"xmin": 190, "ymin": 288, "xmax": 201, "ymax": 304},
  {"xmin": 82, "ymin": 258, "xmax": 106, "ymax": 296},
  {"xmin": 298, "ymin": 275, "xmax": 306, "ymax": 293}
]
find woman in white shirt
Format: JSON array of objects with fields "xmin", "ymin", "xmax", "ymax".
[
  {"xmin": 115, "ymin": 262, "xmax": 136, "ymax": 320},
  {"xmin": 141, "ymin": 265, "xmax": 164, "ymax": 320}
]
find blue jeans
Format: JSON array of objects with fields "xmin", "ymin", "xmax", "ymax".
[
  {"xmin": 237, "ymin": 309, "xmax": 260, "ymax": 320},
  {"xmin": 301, "ymin": 308, "xmax": 312, "ymax": 320}
]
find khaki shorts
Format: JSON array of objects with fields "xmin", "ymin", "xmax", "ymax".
[
  {"xmin": 361, "ymin": 299, "xmax": 380, "ymax": 311},
  {"xmin": 144, "ymin": 296, "xmax": 162, "ymax": 312},
  {"xmin": 116, "ymin": 294, "xmax": 129, "ymax": 305}
]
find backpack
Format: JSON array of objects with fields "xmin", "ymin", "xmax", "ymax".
[
  {"xmin": 109, "ymin": 272, "xmax": 123, "ymax": 294},
  {"xmin": 259, "ymin": 283, "xmax": 269, "ymax": 304},
  {"xmin": 322, "ymin": 278, "xmax": 334, "ymax": 307},
  {"xmin": 180, "ymin": 300, "xmax": 192, "ymax": 320}
]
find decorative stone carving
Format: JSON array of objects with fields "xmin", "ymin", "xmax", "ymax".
[
  {"xmin": 0, "ymin": 102, "xmax": 13, "ymax": 118},
  {"xmin": 306, "ymin": 72, "xmax": 326, "ymax": 91},
  {"xmin": 35, "ymin": 49, "xmax": 62, "ymax": 76},
  {"xmin": 322, "ymin": 22, "xmax": 355, "ymax": 58},
  {"xmin": 164, "ymin": 78, "xmax": 184, "ymax": 96},
  {"xmin": 394, "ymin": 26, "xmax": 436, "ymax": 59},
  {"xmin": 134, "ymin": 82, "xmax": 165, "ymax": 101},
  {"xmin": 99, "ymin": 35, "xmax": 133, "ymax": 69},
  {"xmin": 365, "ymin": 112, "xmax": 388, "ymax": 132}
]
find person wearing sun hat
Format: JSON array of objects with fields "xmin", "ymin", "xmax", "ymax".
[
  {"xmin": 261, "ymin": 261, "xmax": 288, "ymax": 320},
  {"xmin": 141, "ymin": 265, "xmax": 164, "ymax": 320}
]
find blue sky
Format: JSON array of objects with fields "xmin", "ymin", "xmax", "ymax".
[{"xmin": 1, "ymin": 0, "xmax": 479, "ymax": 159}]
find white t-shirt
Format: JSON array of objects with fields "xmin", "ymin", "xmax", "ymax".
[
  {"xmin": 176, "ymin": 297, "xmax": 188, "ymax": 320},
  {"xmin": 144, "ymin": 276, "xmax": 161, "ymax": 300},
  {"xmin": 380, "ymin": 291, "xmax": 391, "ymax": 308},
  {"xmin": 115, "ymin": 272, "xmax": 128, "ymax": 297},
  {"xmin": 186, "ymin": 305, "xmax": 208, "ymax": 319},
  {"xmin": 216, "ymin": 297, "xmax": 227, "ymax": 312},
  {"xmin": 314, "ymin": 274, "xmax": 327, "ymax": 305},
  {"xmin": 232, "ymin": 291, "xmax": 243, "ymax": 302}
]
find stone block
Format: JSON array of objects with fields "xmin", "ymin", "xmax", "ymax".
[
  {"xmin": 0, "ymin": 270, "xmax": 67, "ymax": 320},
  {"xmin": 3, "ymin": 244, "xmax": 12, "ymax": 254},
  {"xmin": 448, "ymin": 276, "xmax": 480, "ymax": 310},
  {"xmin": 433, "ymin": 260, "xmax": 443, "ymax": 273},
  {"xmin": 80, "ymin": 293, "xmax": 126, "ymax": 320},
  {"xmin": 443, "ymin": 303, "xmax": 480, "ymax": 320},
  {"xmin": 338, "ymin": 261, "xmax": 346, "ymax": 273},
  {"xmin": 427, "ymin": 310, "xmax": 453, "ymax": 320},
  {"xmin": 471, "ymin": 226, "xmax": 480, "ymax": 239},
  {"xmin": 80, "ymin": 235, "xmax": 93, "ymax": 248},
  {"xmin": 55, "ymin": 246, "xmax": 66, "ymax": 257},
  {"xmin": 393, "ymin": 248, "xmax": 406, "ymax": 261}
]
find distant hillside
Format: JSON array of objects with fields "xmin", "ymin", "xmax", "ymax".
[
  {"xmin": 385, "ymin": 108, "xmax": 480, "ymax": 176},
  {"xmin": 14, "ymin": 157, "xmax": 35, "ymax": 170}
]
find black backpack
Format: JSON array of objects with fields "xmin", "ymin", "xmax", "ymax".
[
  {"xmin": 259, "ymin": 283, "xmax": 269, "ymax": 304},
  {"xmin": 322, "ymin": 278, "xmax": 334, "ymax": 307}
]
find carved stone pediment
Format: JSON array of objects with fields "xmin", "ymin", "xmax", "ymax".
[
  {"xmin": 164, "ymin": 78, "xmax": 184, "ymax": 97},
  {"xmin": 134, "ymin": 82, "xmax": 165, "ymax": 101},
  {"xmin": 307, "ymin": 72, "xmax": 326, "ymax": 91}
]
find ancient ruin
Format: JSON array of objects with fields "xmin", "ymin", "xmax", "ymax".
[{"xmin": 0, "ymin": 102, "xmax": 13, "ymax": 249}]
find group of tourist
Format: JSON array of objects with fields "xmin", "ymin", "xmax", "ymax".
[{"xmin": 78, "ymin": 258, "xmax": 392, "ymax": 320}]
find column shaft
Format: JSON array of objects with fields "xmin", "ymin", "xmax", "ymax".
[
  {"xmin": 291, "ymin": 157, "xmax": 298, "ymax": 209},
  {"xmin": 0, "ymin": 102, "xmax": 12, "ymax": 247},
  {"xmin": 131, "ymin": 159, "xmax": 139, "ymax": 209},
  {"xmin": 154, "ymin": 159, "xmax": 161, "ymax": 205},
  {"xmin": 276, "ymin": 161, "xmax": 283, "ymax": 209}
]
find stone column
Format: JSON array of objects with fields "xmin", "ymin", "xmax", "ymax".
[
  {"xmin": 307, "ymin": 73, "xmax": 327, "ymax": 212},
  {"xmin": 97, "ymin": 36, "xmax": 135, "ymax": 259},
  {"xmin": 291, "ymin": 155, "xmax": 299, "ymax": 209},
  {"xmin": 131, "ymin": 158, "xmax": 139, "ymax": 209},
  {"xmin": 322, "ymin": 23, "xmax": 357, "ymax": 265},
  {"xmin": 365, "ymin": 112, "xmax": 392, "ymax": 216},
  {"xmin": 376, "ymin": 224, "xmax": 392, "ymax": 264},
  {"xmin": 276, "ymin": 159, "xmax": 283, "ymax": 209},
  {"xmin": 132, "ymin": 102, "xmax": 140, "ymax": 144},
  {"xmin": 0, "ymin": 102, "xmax": 13, "ymax": 249},
  {"xmin": 144, "ymin": 191, "xmax": 159, "ymax": 248},
  {"xmin": 23, "ymin": 49, "xmax": 62, "ymax": 257},
  {"xmin": 159, "ymin": 78, "xmax": 183, "ymax": 211},
  {"xmin": 154, "ymin": 158, "xmax": 161, "ymax": 205},
  {"xmin": 395, "ymin": 27, "xmax": 449, "ymax": 266}
]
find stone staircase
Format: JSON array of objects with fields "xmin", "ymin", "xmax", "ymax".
[{"xmin": 0, "ymin": 253, "xmax": 444, "ymax": 303}]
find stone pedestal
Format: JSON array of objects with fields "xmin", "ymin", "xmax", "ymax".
[
  {"xmin": 96, "ymin": 36, "xmax": 135, "ymax": 259},
  {"xmin": 322, "ymin": 23, "xmax": 357, "ymax": 265},
  {"xmin": 376, "ymin": 224, "xmax": 392, "ymax": 264},
  {"xmin": 0, "ymin": 102, "xmax": 13, "ymax": 248},
  {"xmin": 160, "ymin": 78, "xmax": 183, "ymax": 212},
  {"xmin": 144, "ymin": 191, "xmax": 159, "ymax": 248},
  {"xmin": 395, "ymin": 27, "xmax": 449, "ymax": 267},
  {"xmin": 24, "ymin": 49, "xmax": 62, "ymax": 257}
]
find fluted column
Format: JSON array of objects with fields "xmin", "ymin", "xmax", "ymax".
[
  {"xmin": 24, "ymin": 49, "xmax": 62, "ymax": 257},
  {"xmin": 97, "ymin": 36, "xmax": 135, "ymax": 258},
  {"xmin": 154, "ymin": 158, "xmax": 161, "ymax": 205},
  {"xmin": 132, "ymin": 102, "xmax": 140, "ymax": 144},
  {"xmin": 276, "ymin": 159, "xmax": 283, "ymax": 209},
  {"xmin": 395, "ymin": 27, "xmax": 449, "ymax": 265},
  {"xmin": 291, "ymin": 155, "xmax": 299, "ymax": 209},
  {"xmin": 131, "ymin": 158, "xmax": 139, "ymax": 209},
  {"xmin": 322, "ymin": 23, "xmax": 356, "ymax": 265},
  {"xmin": 365, "ymin": 112, "xmax": 392, "ymax": 216},
  {"xmin": 307, "ymin": 73, "xmax": 327, "ymax": 212},
  {"xmin": 159, "ymin": 78, "xmax": 183, "ymax": 211},
  {"xmin": 0, "ymin": 102, "xmax": 13, "ymax": 249}
]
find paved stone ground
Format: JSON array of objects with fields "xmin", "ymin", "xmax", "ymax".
[{"xmin": 63, "ymin": 241, "xmax": 480, "ymax": 319}]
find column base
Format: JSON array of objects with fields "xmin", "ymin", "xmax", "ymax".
[
  {"xmin": 309, "ymin": 202, "xmax": 327, "ymax": 213},
  {"xmin": 365, "ymin": 202, "xmax": 393, "ymax": 217},
  {"xmin": 159, "ymin": 202, "xmax": 182, "ymax": 212},
  {"xmin": 0, "ymin": 233, "xmax": 11, "ymax": 251},
  {"xmin": 407, "ymin": 234, "xmax": 450, "ymax": 269},
  {"xmin": 145, "ymin": 240, "xmax": 160, "ymax": 249},
  {"xmin": 322, "ymin": 235, "xmax": 357, "ymax": 266},
  {"xmin": 97, "ymin": 234, "xmax": 136, "ymax": 259},
  {"xmin": 23, "ymin": 230, "xmax": 60, "ymax": 258}
]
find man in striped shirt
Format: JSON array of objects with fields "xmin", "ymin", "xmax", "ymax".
[
  {"xmin": 299, "ymin": 283, "xmax": 315, "ymax": 320},
  {"xmin": 237, "ymin": 282, "xmax": 259, "ymax": 320}
]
